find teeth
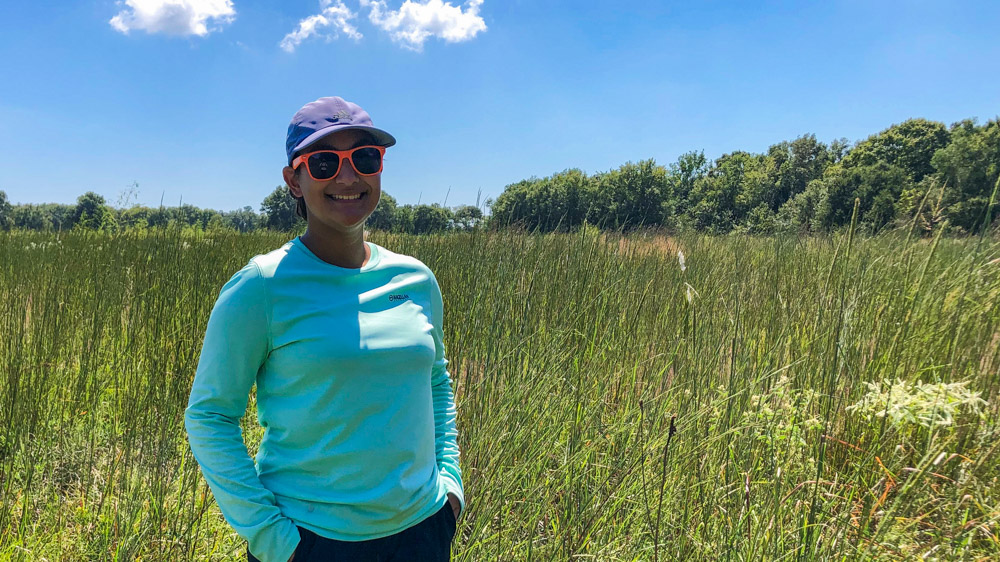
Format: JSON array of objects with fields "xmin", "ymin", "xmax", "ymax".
[{"xmin": 328, "ymin": 193, "xmax": 363, "ymax": 200}]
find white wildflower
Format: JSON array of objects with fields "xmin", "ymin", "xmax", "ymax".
[
  {"xmin": 847, "ymin": 378, "xmax": 987, "ymax": 429},
  {"xmin": 678, "ymin": 249, "xmax": 686, "ymax": 272},
  {"xmin": 684, "ymin": 282, "xmax": 699, "ymax": 304}
]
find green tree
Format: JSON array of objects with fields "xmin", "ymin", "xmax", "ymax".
[
  {"xmin": 147, "ymin": 207, "xmax": 170, "ymax": 228},
  {"xmin": 543, "ymin": 169, "xmax": 592, "ymax": 231},
  {"xmin": 588, "ymin": 160, "xmax": 668, "ymax": 231},
  {"xmin": 119, "ymin": 206, "xmax": 152, "ymax": 230},
  {"xmin": 223, "ymin": 206, "xmax": 261, "ymax": 232},
  {"xmin": 199, "ymin": 208, "xmax": 221, "ymax": 230},
  {"xmin": 829, "ymin": 138, "xmax": 851, "ymax": 163},
  {"xmin": 777, "ymin": 179, "xmax": 827, "ymax": 233},
  {"xmin": 394, "ymin": 204, "xmax": 415, "ymax": 234},
  {"xmin": 814, "ymin": 163, "xmax": 911, "ymax": 231},
  {"xmin": 368, "ymin": 191, "xmax": 397, "ymax": 231},
  {"xmin": 0, "ymin": 191, "xmax": 12, "ymax": 230},
  {"xmin": 896, "ymin": 176, "xmax": 949, "ymax": 233},
  {"xmin": 667, "ymin": 151, "xmax": 708, "ymax": 219},
  {"xmin": 412, "ymin": 204, "xmax": 452, "ymax": 234},
  {"xmin": 452, "ymin": 205, "xmax": 483, "ymax": 230},
  {"xmin": 261, "ymin": 186, "xmax": 302, "ymax": 231},
  {"xmin": 206, "ymin": 214, "xmax": 231, "ymax": 232},
  {"xmin": 38, "ymin": 203, "xmax": 76, "ymax": 230},
  {"xmin": 734, "ymin": 152, "xmax": 779, "ymax": 220},
  {"xmin": 740, "ymin": 203, "xmax": 778, "ymax": 234},
  {"xmin": 490, "ymin": 170, "xmax": 593, "ymax": 232},
  {"xmin": 495, "ymin": 178, "xmax": 540, "ymax": 230},
  {"xmin": 685, "ymin": 151, "xmax": 763, "ymax": 233},
  {"xmin": 72, "ymin": 192, "xmax": 115, "ymax": 231},
  {"xmin": 766, "ymin": 134, "xmax": 832, "ymax": 208},
  {"xmin": 931, "ymin": 119, "xmax": 1000, "ymax": 232},
  {"xmin": 841, "ymin": 118, "xmax": 950, "ymax": 182},
  {"xmin": 13, "ymin": 205, "xmax": 52, "ymax": 230},
  {"xmin": 174, "ymin": 204, "xmax": 205, "ymax": 228}
]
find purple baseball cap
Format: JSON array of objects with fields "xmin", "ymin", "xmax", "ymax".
[{"xmin": 286, "ymin": 96, "xmax": 396, "ymax": 165}]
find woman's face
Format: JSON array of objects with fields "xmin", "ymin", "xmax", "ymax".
[{"xmin": 283, "ymin": 128, "xmax": 382, "ymax": 235}]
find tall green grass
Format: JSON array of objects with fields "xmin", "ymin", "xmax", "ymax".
[{"xmin": 1, "ymin": 226, "xmax": 997, "ymax": 560}]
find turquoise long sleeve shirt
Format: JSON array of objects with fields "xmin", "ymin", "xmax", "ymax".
[{"xmin": 184, "ymin": 238, "xmax": 464, "ymax": 562}]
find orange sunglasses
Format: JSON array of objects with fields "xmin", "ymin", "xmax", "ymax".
[{"xmin": 291, "ymin": 145, "xmax": 386, "ymax": 181}]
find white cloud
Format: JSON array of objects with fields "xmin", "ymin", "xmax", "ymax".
[
  {"xmin": 280, "ymin": 0, "xmax": 363, "ymax": 53},
  {"xmin": 109, "ymin": 0, "xmax": 236, "ymax": 36},
  {"xmin": 361, "ymin": 0, "xmax": 486, "ymax": 51}
]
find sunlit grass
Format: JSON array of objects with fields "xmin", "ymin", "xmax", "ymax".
[{"xmin": 1, "ymin": 225, "xmax": 998, "ymax": 560}]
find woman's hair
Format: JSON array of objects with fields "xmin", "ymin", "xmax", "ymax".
[
  {"xmin": 293, "ymin": 175, "xmax": 308, "ymax": 219},
  {"xmin": 288, "ymin": 159, "xmax": 308, "ymax": 219}
]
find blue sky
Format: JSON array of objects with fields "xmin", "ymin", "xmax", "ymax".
[{"xmin": 1, "ymin": 0, "xmax": 998, "ymax": 212}]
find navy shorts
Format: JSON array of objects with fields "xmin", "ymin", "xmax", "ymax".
[{"xmin": 248, "ymin": 499, "xmax": 457, "ymax": 562}]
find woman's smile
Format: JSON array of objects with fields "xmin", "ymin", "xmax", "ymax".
[{"xmin": 325, "ymin": 191, "xmax": 367, "ymax": 202}]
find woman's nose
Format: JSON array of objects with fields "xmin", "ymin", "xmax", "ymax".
[{"xmin": 335, "ymin": 155, "xmax": 358, "ymax": 184}]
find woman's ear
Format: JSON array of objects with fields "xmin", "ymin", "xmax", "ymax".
[{"xmin": 283, "ymin": 166, "xmax": 302, "ymax": 198}]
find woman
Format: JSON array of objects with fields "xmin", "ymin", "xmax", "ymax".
[{"xmin": 185, "ymin": 96, "xmax": 464, "ymax": 562}]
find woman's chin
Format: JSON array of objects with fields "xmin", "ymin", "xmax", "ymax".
[{"xmin": 317, "ymin": 211, "xmax": 371, "ymax": 231}]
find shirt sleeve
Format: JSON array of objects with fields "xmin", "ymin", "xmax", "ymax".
[
  {"xmin": 184, "ymin": 262, "xmax": 299, "ymax": 562},
  {"xmin": 428, "ymin": 270, "xmax": 465, "ymax": 516}
]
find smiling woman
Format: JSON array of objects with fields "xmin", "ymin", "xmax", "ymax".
[{"xmin": 184, "ymin": 96, "xmax": 465, "ymax": 562}]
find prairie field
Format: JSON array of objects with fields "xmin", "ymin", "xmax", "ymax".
[{"xmin": 1, "ymin": 227, "xmax": 998, "ymax": 561}]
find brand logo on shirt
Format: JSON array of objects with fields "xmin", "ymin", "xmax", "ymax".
[{"xmin": 388, "ymin": 294, "xmax": 409, "ymax": 302}]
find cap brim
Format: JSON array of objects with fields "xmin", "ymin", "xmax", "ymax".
[{"xmin": 291, "ymin": 124, "xmax": 396, "ymax": 162}]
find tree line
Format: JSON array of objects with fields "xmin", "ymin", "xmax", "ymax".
[
  {"xmin": 1, "ymin": 117, "xmax": 997, "ymax": 235},
  {"xmin": 490, "ymin": 117, "xmax": 999, "ymax": 235},
  {"xmin": 0, "ymin": 186, "xmax": 485, "ymax": 235}
]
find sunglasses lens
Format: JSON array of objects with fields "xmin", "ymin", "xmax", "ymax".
[
  {"xmin": 307, "ymin": 152, "xmax": 341, "ymax": 180},
  {"xmin": 351, "ymin": 147, "xmax": 383, "ymax": 175}
]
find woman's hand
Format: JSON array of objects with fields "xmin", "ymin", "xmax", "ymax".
[
  {"xmin": 288, "ymin": 553, "xmax": 295, "ymax": 562},
  {"xmin": 447, "ymin": 492, "xmax": 461, "ymax": 519}
]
